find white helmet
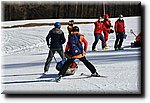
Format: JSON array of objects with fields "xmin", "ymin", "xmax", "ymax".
[
  {"xmin": 119, "ymin": 14, "xmax": 123, "ymax": 18},
  {"xmin": 119, "ymin": 14, "xmax": 123, "ymax": 20}
]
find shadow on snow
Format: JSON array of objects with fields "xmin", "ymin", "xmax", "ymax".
[
  {"xmin": 2, "ymin": 73, "xmax": 43, "ymax": 77},
  {"xmin": 2, "ymin": 62, "xmax": 45, "ymax": 69},
  {"xmin": 2, "ymin": 79, "xmax": 56, "ymax": 84},
  {"xmin": 2, "ymin": 74, "xmax": 58, "ymax": 84},
  {"xmin": 2, "ymin": 74, "xmax": 94, "ymax": 84}
]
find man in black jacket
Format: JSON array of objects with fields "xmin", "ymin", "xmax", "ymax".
[{"xmin": 44, "ymin": 22, "xmax": 66, "ymax": 74}]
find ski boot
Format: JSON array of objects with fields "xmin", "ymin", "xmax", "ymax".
[
  {"xmin": 131, "ymin": 42, "xmax": 134, "ymax": 48},
  {"xmin": 56, "ymin": 75, "xmax": 62, "ymax": 82},
  {"xmin": 91, "ymin": 72, "xmax": 101, "ymax": 77},
  {"xmin": 115, "ymin": 48, "xmax": 118, "ymax": 51},
  {"xmin": 102, "ymin": 47, "xmax": 108, "ymax": 50},
  {"xmin": 92, "ymin": 49, "xmax": 97, "ymax": 52},
  {"xmin": 43, "ymin": 71, "xmax": 48, "ymax": 75},
  {"xmin": 118, "ymin": 47, "xmax": 124, "ymax": 50}
]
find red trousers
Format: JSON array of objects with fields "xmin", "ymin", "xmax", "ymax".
[{"xmin": 103, "ymin": 31, "xmax": 109, "ymax": 46}]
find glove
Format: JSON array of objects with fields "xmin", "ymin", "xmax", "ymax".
[
  {"xmin": 110, "ymin": 29, "xmax": 114, "ymax": 33},
  {"xmin": 123, "ymin": 33, "xmax": 127, "ymax": 39}
]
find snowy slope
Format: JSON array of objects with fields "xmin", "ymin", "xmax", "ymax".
[{"xmin": 1, "ymin": 17, "xmax": 141, "ymax": 94}]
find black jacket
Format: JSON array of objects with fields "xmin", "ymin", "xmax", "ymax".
[{"xmin": 46, "ymin": 28, "xmax": 66, "ymax": 49}]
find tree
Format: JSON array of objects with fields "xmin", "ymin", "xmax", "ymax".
[{"xmin": 2, "ymin": 1, "xmax": 141, "ymax": 21}]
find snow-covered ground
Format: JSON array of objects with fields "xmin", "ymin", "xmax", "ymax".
[{"xmin": 1, "ymin": 17, "xmax": 141, "ymax": 94}]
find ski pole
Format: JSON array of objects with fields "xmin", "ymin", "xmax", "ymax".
[
  {"xmin": 130, "ymin": 29, "xmax": 136, "ymax": 37},
  {"xmin": 53, "ymin": 55, "xmax": 58, "ymax": 63}
]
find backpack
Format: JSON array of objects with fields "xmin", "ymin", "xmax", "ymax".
[
  {"xmin": 56, "ymin": 59, "xmax": 78, "ymax": 75},
  {"xmin": 56, "ymin": 59, "xmax": 66, "ymax": 71},
  {"xmin": 68, "ymin": 34, "xmax": 83, "ymax": 56}
]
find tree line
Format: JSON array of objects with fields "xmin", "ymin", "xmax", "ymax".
[{"xmin": 2, "ymin": 1, "xmax": 141, "ymax": 21}]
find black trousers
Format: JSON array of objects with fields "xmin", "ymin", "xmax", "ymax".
[
  {"xmin": 114, "ymin": 32, "xmax": 124, "ymax": 48},
  {"xmin": 59, "ymin": 56, "xmax": 96, "ymax": 76}
]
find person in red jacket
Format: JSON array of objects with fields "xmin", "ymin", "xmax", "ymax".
[
  {"xmin": 131, "ymin": 33, "xmax": 141, "ymax": 47},
  {"xmin": 114, "ymin": 14, "xmax": 126, "ymax": 50},
  {"xmin": 92, "ymin": 16, "xmax": 105, "ymax": 51},
  {"xmin": 56, "ymin": 26, "xmax": 100, "ymax": 82},
  {"xmin": 102, "ymin": 14, "xmax": 113, "ymax": 48}
]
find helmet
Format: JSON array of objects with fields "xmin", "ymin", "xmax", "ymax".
[
  {"xmin": 104, "ymin": 14, "xmax": 109, "ymax": 19},
  {"xmin": 73, "ymin": 26, "xmax": 79, "ymax": 32},
  {"xmin": 54, "ymin": 22, "xmax": 61, "ymax": 28},
  {"xmin": 119, "ymin": 14, "xmax": 123, "ymax": 20},
  {"xmin": 119, "ymin": 14, "xmax": 123, "ymax": 18},
  {"xmin": 98, "ymin": 16, "xmax": 103, "ymax": 22},
  {"xmin": 68, "ymin": 20, "xmax": 74, "ymax": 26},
  {"xmin": 98, "ymin": 16, "xmax": 102, "ymax": 20},
  {"xmin": 69, "ymin": 20, "xmax": 74, "ymax": 23}
]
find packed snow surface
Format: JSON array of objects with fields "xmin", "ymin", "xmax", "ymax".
[{"xmin": 1, "ymin": 17, "xmax": 141, "ymax": 94}]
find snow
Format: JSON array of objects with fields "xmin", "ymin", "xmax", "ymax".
[{"xmin": 1, "ymin": 16, "xmax": 141, "ymax": 94}]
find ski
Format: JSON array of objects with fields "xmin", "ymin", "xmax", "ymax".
[{"xmin": 80, "ymin": 73, "xmax": 107, "ymax": 78}]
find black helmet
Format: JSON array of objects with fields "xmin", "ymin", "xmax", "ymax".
[
  {"xmin": 69, "ymin": 20, "xmax": 74, "ymax": 22},
  {"xmin": 68, "ymin": 20, "xmax": 74, "ymax": 26},
  {"xmin": 73, "ymin": 26, "xmax": 79, "ymax": 32}
]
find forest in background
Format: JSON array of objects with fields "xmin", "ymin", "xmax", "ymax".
[{"xmin": 2, "ymin": 1, "xmax": 141, "ymax": 21}]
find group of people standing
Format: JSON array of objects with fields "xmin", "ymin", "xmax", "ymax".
[
  {"xmin": 92, "ymin": 14, "xmax": 126, "ymax": 51},
  {"xmin": 43, "ymin": 14, "xmax": 126, "ymax": 81}
]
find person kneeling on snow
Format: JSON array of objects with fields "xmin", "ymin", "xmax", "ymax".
[
  {"xmin": 56, "ymin": 26, "xmax": 100, "ymax": 82},
  {"xmin": 131, "ymin": 33, "xmax": 141, "ymax": 47}
]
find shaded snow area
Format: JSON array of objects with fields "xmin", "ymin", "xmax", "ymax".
[{"xmin": 1, "ymin": 17, "xmax": 141, "ymax": 94}]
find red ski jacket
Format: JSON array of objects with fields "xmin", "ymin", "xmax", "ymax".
[
  {"xmin": 103, "ymin": 19, "xmax": 112, "ymax": 32},
  {"xmin": 135, "ymin": 33, "xmax": 141, "ymax": 42},
  {"xmin": 94, "ymin": 21, "xmax": 103, "ymax": 34},
  {"xmin": 115, "ymin": 19, "xmax": 125, "ymax": 33}
]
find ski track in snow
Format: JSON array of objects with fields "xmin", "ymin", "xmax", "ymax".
[
  {"xmin": 1, "ymin": 27, "xmax": 46, "ymax": 55},
  {"xmin": 1, "ymin": 17, "xmax": 141, "ymax": 94}
]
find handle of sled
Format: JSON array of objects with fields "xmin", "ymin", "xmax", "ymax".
[
  {"xmin": 53, "ymin": 55, "xmax": 58, "ymax": 63},
  {"xmin": 130, "ymin": 29, "xmax": 136, "ymax": 37}
]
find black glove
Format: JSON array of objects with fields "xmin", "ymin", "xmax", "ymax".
[
  {"xmin": 110, "ymin": 29, "xmax": 114, "ymax": 33},
  {"xmin": 123, "ymin": 33, "xmax": 127, "ymax": 39}
]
